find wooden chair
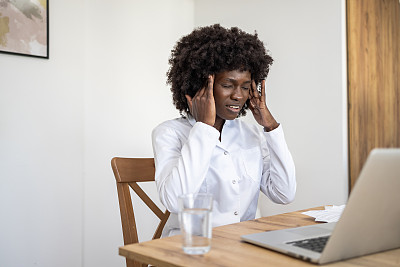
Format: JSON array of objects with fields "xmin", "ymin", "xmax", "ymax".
[{"xmin": 111, "ymin": 157, "xmax": 170, "ymax": 267}]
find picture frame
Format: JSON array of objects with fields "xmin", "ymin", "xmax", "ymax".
[{"xmin": 0, "ymin": 0, "xmax": 49, "ymax": 59}]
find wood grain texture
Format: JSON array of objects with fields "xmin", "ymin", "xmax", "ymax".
[
  {"xmin": 347, "ymin": 0, "xmax": 400, "ymax": 189},
  {"xmin": 112, "ymin": 157, "xmax": 170, "ymax": 267},
  {"xmin": 119, "ymin": 207, "xmax": 400, "ymax": 267}
]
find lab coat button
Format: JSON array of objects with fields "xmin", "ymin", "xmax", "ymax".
[
  {"xmin": 232, "ymin": 180, "xmax": 236, "ymax": 184},
  {"xmin": 224, "ymin": 151, "xmax": 228, "ymax": 155},
  {"xmin": 234, "ymin": 211, "xmax": 238, "ymax": 216}
]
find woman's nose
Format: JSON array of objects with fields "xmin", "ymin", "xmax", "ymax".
[{"xmin": 231, "ymin": 86, "xmax": 244, "ymax": 100}]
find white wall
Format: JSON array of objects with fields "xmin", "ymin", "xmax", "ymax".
[
  {"xmin": 194, "ymin": 0, "xmax": 348, "ymax": 216},
  {"xmin": 0, "ymin": 1, "xmax": 85, "ymax": 267},
  {"xmin": 83, "ymin": 1, "xmax": 193, "ymax": 266},
  {"xmin": 0, "ymin": 1, "xmax": 346, "ymax": 267}
]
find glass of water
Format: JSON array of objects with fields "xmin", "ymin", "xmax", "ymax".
[{"xmin": 178, "ymin": 193, "xmax": 213, "ymax": 255}]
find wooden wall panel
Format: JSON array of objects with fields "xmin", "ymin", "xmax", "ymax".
[{"xmin": 347, "ymin": 0, "xmax": 400, "ymax": 190}]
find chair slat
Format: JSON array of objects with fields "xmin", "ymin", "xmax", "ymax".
[
  {"xmin": 112, "ymin": 157, "xmax": 155, "ymax": 183},
  {"xmin": 129, "ymin": 182, "xmax": 165, "ymax": 220},
  {"xmin": 153, "ymin": 211, "xmax": 170, "ymax": 240}
]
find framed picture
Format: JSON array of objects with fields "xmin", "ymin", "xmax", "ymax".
[{"xmin": 0, "ymin": 0, "xmax": 49, "ymax": 59}]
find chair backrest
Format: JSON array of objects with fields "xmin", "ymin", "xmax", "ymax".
[{"xmin": 111, "ymin": 157, "xmax": 170, "ymax": 267}]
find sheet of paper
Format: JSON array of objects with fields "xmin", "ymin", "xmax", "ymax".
[{"xmin": 302, "ymin": 205, "xmax": 345, "ymax": 223}]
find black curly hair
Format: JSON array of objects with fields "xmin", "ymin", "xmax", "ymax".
[{"xmin": 167, "ymin": 24, "xmax": 273, "ymax": 117}]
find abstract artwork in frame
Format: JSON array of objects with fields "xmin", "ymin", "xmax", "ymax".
[{"xmin": 0, "ymin": 0, "xmax": 48, "ymax": 59}]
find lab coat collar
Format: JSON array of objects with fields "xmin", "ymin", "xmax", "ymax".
[
  {"xmin": 186, "ymin": 115, "xmax": 234, "ymax": 129},
  {"xmin": 186, "ymin": 116, "xmax": 236, "ymax": 151},
  {"xmin": 187, "ymin": 115, "xmax": 196, "ymax": 126}
]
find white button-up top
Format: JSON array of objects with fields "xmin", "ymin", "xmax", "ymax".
[{"xmin": 152, "ymin": 116, "xmax": 296, "ymax": 236}]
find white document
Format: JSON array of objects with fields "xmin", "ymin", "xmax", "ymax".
[{"xmin": 302, "ymin": 205, "xmax": 345, "ymax": 223}]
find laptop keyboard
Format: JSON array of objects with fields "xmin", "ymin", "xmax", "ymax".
[{"xmin": 286, "ymin": 236, "xmax": 330, "ymax": 253}]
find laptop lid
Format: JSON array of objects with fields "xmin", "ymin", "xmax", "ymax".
[
  {"xmin": 241, "ymin": 148, "xmax": 400, "ymax": 264},
  {"xmin": 319, "ymin": 148, "xmax": 400, "ymax": 263}
]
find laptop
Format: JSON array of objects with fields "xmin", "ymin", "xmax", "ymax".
[{"xmin": 241, "ymin": 148, "xmax": 400, "ymax": 264}]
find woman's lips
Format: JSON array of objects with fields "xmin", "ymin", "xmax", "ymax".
[{"xmin": 226, "ymin": 105, "xmax": 241, "ymax": 113}]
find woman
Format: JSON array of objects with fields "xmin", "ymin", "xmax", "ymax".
[{"xmin": 152, "ymin": 24, "xmax": 296, "ymax": 236}]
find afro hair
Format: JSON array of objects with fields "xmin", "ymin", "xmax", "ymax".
[{"xmin": 167, "ymin": 24, "xmax": 273, "ymax": 116}]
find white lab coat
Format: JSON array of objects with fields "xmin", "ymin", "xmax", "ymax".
[{"xmin": 152, "ymin": 116, "xmax": 296, "ymax": 237}]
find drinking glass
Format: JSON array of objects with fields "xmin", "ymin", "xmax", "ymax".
[{"xmin": 178, "ymin": 193, "xmax": 213, "ymax": 255}]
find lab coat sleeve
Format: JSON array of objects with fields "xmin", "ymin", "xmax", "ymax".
[
  {"xmin": 260, "ymin": 125, "xmax": 296, "ymax": 204},
  {"xmin": 152, "ymin": 122, "xmax": 220, "ymax": 213}
]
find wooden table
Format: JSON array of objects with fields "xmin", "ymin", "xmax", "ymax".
[{"xmin": 119, "ymin": 207, "xmax": 400, "ymax": 266}]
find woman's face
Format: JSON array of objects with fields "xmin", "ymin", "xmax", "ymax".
[{"xmin": 213, "ymin": 69, "xmax": 251, "ymax": 125}]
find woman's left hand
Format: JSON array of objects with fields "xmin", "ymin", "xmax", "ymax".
[{"xmin": 248, "ymin": 79, "xmax": 280, "ymax": 132}]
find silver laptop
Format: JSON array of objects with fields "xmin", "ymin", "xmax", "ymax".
[{"xmin": 241, "ymin": 148, "xmax": 400, "ymax": 264}]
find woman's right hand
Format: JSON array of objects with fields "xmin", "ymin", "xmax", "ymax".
[{"xmin": 185, "ymin": 75, "xmax": 216, "ymax": 127}]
